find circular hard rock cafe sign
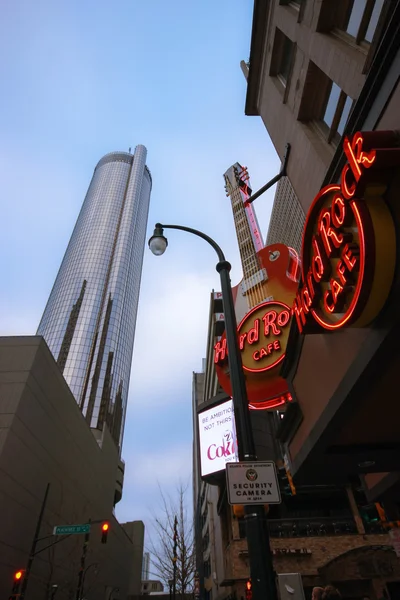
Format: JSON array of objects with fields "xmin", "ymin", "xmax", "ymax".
[
  {"xmin": 293, "ymin": 131, "xmax": 398, "ymax": 334},
  {"xmin": 214, "ymin": 300, "xmax": 292, "ymax": 405}
]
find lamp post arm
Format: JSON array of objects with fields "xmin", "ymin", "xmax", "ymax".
[{"xmin": 156, "ymin": 224, "xmax": 226, "ymax": 263}]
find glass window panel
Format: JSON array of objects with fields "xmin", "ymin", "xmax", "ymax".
[
  {"xmin": 346, "ymin": 0, "xmax": 365, "ymax": 37},
  {"xmin": 365, "ymin": 0, "xmax": 384, "ymax": 42},
  {"xmin": 337, "ymin": 95, "xmax": 353, "ymax": 135},
  {"xmin": 323, "ymin": 82, "xmax": 341, "ymax": 128}
]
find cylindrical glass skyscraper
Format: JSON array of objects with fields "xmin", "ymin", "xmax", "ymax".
[{"xmin": 38, "ymin": 145, "xmax": 151, "ymax": 449}]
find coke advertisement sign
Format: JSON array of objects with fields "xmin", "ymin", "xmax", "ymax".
[{"xmin": 198, "ymin": 399, "xmax": 238, "ymax": 477}]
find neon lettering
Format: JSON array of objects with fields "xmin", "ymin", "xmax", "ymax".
[
  {"xmin": 247, "ymin": 319, "xmax": 259, "ymax": 344},
  {"xmin": 318, "ymin": 209, "xmax": 343, "ymax": 257},
  {"xmin": 293, "ymin": 131, "xmax": 384, "ymax": 333},
  {"xmin": 214, "ymin": 338, "xmax": 227, "ymax": 363},
  {"xmin": 342, "ymin": 243, "xmax": 358, "ymax": 271},
  {"xmin": 311, "ymin": 237, "xmax": 328, "ymax": 282},
  {"xmin": 331, "ymin": 194, "xmax": 346, "ymax": 227},
  {"xmin": 277, "ymin": 310, "xmax": 290, "ymax": 327},
  {"xmin": 262, "ymin": 310, "xmax": 280, "ymax": 336}
]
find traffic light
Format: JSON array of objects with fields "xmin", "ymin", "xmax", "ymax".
[
  {"xmin": 245, "ymin": 578, "xmax": 252, "ymax": 600},
  {"xmin": 101, "ymin": 522, "xmax": 109, "ymax": 544},
  {"xmin": 11, "ymin": 569, "xmax": 24, "ymax": 595}
]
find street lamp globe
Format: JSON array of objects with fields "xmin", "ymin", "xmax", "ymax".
[{"xmin": 148, "ymin": 224, "xmax": 168, "ymax": 256}]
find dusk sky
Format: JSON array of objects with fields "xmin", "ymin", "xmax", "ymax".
[{"xmin": 0, "ymin": 0, "xmax": 280, "ymax": 539}]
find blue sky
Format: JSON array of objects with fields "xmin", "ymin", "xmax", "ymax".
[{"xmin": 0, "ymin": 0, "xmax": 280, "ymax": 535}]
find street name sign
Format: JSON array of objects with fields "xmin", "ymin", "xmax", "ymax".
[
  {"xmin": 53, "ymin": 523, "xmax": 91, "ymax": 536},
  {"xmin": 226, "ymin": 461, "xmax": 281, "ymax": 505}
]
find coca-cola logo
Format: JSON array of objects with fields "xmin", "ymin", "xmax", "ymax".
[{"xmin": 207, "ymin": 430, "xmax": 237, "ymax": 461}]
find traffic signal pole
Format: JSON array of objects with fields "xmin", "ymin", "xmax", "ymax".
[
  {"xmin": 172, "ymin": 515, "xmax": 178, "ymax": 600},
  {"xmin": 19, "ymin": 483, "xmax": 50, "ymax": 600},
  {"xmin": 76, "ymin": 518, "xmax": 91, "ymax": 600}
]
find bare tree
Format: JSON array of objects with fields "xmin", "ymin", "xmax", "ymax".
[{"xmin": 148, "ymin": 482, "xmax": 195, "ymax": 597}]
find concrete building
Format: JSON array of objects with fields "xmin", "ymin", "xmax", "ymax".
[
  {"xmin": 37, "ymin": 146, "xmax": 152, "ymax": 448},
  {"xmin": 243, "ymin": 0, "xmax": 388, "ymax": 214},
  {"xmin": 0, "ymin": 336, "xmax": 143, "ymax": 599},
  {"xmin": 240, "ymin": 1, "xmax": 400, "ymax": 598}
]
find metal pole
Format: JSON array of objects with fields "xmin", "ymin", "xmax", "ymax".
[
  {"xmin": 155, "ymin": 225, "xmax": 277, "ymax": 600},
  {"xmin": 173, "ymin": 561, "xmax": 177, "ymax": 600},
  {"xmin": 20, "ymin": 483, "xmax": 50, "ymax": 599},
  {"xmin": 246, "ymin": 143, "xmax": 291, "ymax": 205},
  {"xmin": 76, "ymin": 519, "xmax": 91, "ymax": 600},
  {"xmin": 80, "ymin": 562, "xmax": 98, "ymax": 599},
  {"xmin": 217, "ymin": 262, "xmax": 277, "ymax": 600}
]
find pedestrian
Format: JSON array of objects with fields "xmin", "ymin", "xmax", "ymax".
[
  {"xmin": 312, "ymin": 587, "xmax": 324, "ymax": 600},
  {"xmin": 322, "ymin": 586, "xmax": 342, "ymax": 599}
]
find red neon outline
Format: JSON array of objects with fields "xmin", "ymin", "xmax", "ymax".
[
  {"xmin": 249, "ymin": 392, "xmax": 292, "ymax": 411},
  {"xmin": 310, "ymin": 199, "xmax": 365, "ymax": 330},
  {"xmin": 301, "ymin": 185, "xmax": 341, "ymax": 282},
  {"xmin": 354, "ymin": 134, "xmax": 377, "ymax": 167},
  {"xmin": 214, "ymin": 301, "xmax": 291, "ymax": 372},
  {"xmin": 331, "ymin": 194, "xmax": 346, "ymax": 227}
]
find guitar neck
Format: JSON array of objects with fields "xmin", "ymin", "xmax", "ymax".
[{"xmin": 230, "ymin": 187, "xmax": 260, "ymax": 280}]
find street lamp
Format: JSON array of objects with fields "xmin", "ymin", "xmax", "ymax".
[
  {"xmin": 148, "ymin": 223, "xmax": 277, "ymax": 600},
  {"xmin": 80, "ymin": 562, "xmax": 99, "ymax": 599},
  {"xmin": 109, "ymin": 587, "xmax": 119, "ymax": 600}
]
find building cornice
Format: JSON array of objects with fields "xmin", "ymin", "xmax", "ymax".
[{"xmin": 245, "ymin": 0, "xmax": 270, "ymax": 116}]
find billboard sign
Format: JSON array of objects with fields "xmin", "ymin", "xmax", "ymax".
[{"xmin": 198, "ymin": 399, "xmax": 238, "ymax": 477}]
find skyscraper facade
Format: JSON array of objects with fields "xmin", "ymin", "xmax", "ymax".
[
  {"xmin": 38, "ymin": 145, "xmax": 151, "ymax": 448},
  {"xmin": 266, "ymin": 177, "xmax": 305, "ymax": 254}
]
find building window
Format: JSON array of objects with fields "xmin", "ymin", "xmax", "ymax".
[
  {"xmin": 270, "ymin": 29, "xmax": 296, "ymax": 94},
  {"xmin": 322, "ymin": 81, "xmax": 353, "ymax": 144},
  {"xmin": 280, "ymin": 0, "xmax": 305, "ymax": 8},
  {"xmin": 298, "ymin": 62, "xmax": 353, "ymax": 146},
  {"xmin": 318, "ymin": 0, "xmax": 384, "ymax": 45},
  {"xmin": 343, "ymin": 0, "xmax": 384, "ymax": 43}
]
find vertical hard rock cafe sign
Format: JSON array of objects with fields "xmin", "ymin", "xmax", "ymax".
[{"xmin": 293, "ymin": 131, "xmax": 399, "ymax": 334}]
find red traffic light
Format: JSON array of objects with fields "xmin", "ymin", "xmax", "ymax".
[
  {"xmin": 12, "ymin": 570, "xmax": 25, "ymax": 594},
  {"xmin": 101, "ymin": 522, "xmax": 109, "ymax": 543},
  {"xmin": 245, "ymin": 578, "xmax": 252, "ymax": 600}
]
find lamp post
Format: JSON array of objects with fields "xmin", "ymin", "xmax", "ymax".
[
  {"xmin": 148, "ymin": 223, "xmax": 277, "ymax": 600},
  {"xmin": 80, "ymin": 562, "xmax": 98, "ymax": 600}
]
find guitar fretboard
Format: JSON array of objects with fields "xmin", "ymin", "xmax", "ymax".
[{"xmin": 224, "ymin": 165, "xmax": 268, "ymax": 309}]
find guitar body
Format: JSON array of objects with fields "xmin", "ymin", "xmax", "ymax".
[
  {"xmin": 218, "ymin": 163, "xmax": 301, "ymax": 410},
  {"xmin": 217, "ymin": 243, "xmax": 300, "ymax": 409}
]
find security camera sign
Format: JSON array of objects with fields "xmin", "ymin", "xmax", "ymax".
[{"xmin": 226, "ymin": 462, "xmax": 281, "ymax": 505}]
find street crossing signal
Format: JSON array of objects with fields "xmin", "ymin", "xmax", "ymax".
[
  {"xmin": 101, "ymin": 522, "xmax": 109, "ymax": 544},
  {"xmin": 245, "ymin": 578, "xmax": 252, "ymax": 600}
]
